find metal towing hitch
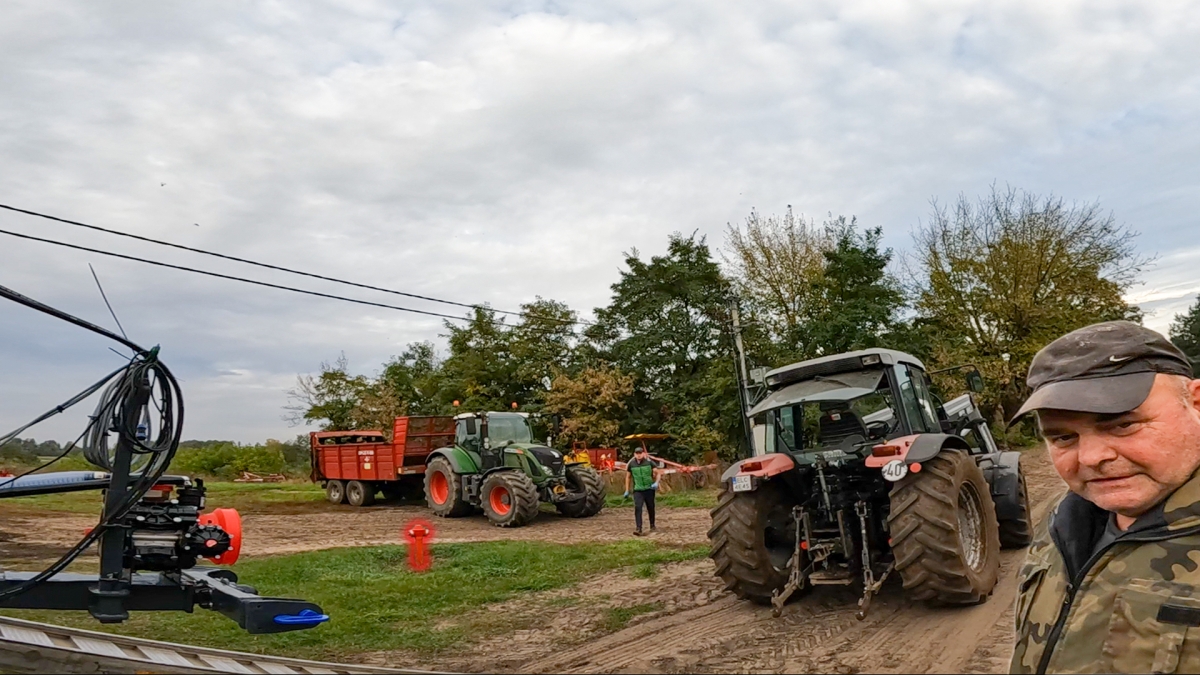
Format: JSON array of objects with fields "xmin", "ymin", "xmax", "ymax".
[{"xmin": 854, "ymin": 500, "xmax": 893, "ymax": 621}]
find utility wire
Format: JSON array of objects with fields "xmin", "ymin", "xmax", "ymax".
[
  {"xmin": 0, "ymin": 227, "xmax": 473, "ymax": 322},
  {"xmin": 0, "ymin": 227, "xmax": 584, "ymax": 339},
  {"xmin": 89, "ymin": 263, "xmax": 128, "ymax": 341},
  {"xmin": 0, "ymin": 203, "xmax": 592, "ymax": 327}
]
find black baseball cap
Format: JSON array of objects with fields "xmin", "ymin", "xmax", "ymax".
[{"xmin": 1011, "ymin": 320, "xmax": 1193, "ymax": 423}]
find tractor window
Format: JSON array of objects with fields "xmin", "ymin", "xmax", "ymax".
[
  {"xmin": 456, "ymin": 419, "xmax": 481, "ymax": 452},
  {"xmin": 772, "ymin": 383, "xmax": 896, "ymax": 452},
  {"xmin": 894, "ymin": 366, "xmax": 936, "ymax": 433},
  {"xmin": 908, "ymin": 367, "xmax": 942, "ymax": 432},
  {"xmin": 487, "ymin": 413, "xmax": 534, "ymax": 446}
]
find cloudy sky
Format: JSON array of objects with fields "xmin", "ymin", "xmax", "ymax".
[{"xmin": 1, "ymin": 1, "xmax": 1198, "ymax": 443}]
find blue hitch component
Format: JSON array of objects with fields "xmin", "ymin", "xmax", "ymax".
[{"xmin": 273, "ymin": 609, "xmax": 330, "ymax": 627}]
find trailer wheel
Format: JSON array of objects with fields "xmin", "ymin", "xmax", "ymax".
[
  {"xmin": 325, "ymin": 480, "xmax": 346, "ymax": 504},
  {"xmin": 346, "ymin": 480, "xmax": 376, "ymax": 507},
  {"xmin": 888, "ymin": 447, "xmax": 1001, "ymax": 606},
  {"xmin": 425, "ymin": 456, "xmax": 473, "ymax": 517},
  {"xmin": 481, "ymin": 471, "xmax": 539, "ymax": 528},
  {"xmin": 555, "ymin": 465, "xmax": 606, "ymax": 518}
]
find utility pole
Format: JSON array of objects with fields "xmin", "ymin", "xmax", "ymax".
[{"xmin": 728, "ymin": 298, "xmax": 755, "ymax": 457}]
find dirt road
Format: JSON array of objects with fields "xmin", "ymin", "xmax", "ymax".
[{"xmin": 508, "ymin": 450, "xmax": 1065, "ymax": 675}]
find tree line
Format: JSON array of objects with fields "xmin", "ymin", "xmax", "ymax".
[{"xmin": 289, "ymin": 185, "xmax": 1170, "ymax": 462}]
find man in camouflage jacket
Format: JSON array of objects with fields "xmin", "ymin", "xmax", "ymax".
[{"xmin": 1010, "ymin": 321, "xmax": 1200, "ymax": 674}]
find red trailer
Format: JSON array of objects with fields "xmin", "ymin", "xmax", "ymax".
[{"xmin": 310, "ymin": 415, "xmax": 455, "ymax": 507}]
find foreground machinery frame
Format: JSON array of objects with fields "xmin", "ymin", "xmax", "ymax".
[{"xmin": 0, "ymin": 282, "xmax": 327, "ymax": 635}]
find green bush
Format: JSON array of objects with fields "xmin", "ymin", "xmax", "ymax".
[{"xmin": 168, "ymin": 436, "xmax": 310, "ymax": 479}]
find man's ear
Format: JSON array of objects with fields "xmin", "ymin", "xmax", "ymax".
[{"xmin": 1187, "ymin": 378, "xmax": 1200, "ymax": 417}]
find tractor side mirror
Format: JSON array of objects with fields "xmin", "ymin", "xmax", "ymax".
[
  {"xmin": 967, "ymin": 370, "xmax": 985, "ymax": 393},
  {"xmin": 552, "ymin": 414, "xmax": 562, "ymax": 437},
  {"xmin": 465, "ymin": 418, "xmax": 478, "ymax": 436}
]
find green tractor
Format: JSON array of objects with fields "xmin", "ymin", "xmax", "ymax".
[{"xmin": 423, "ymin": 411, "xmax": 606, "ymax": 527}]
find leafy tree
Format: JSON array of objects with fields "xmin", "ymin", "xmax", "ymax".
[
  {"xmin": 1169, "ymin": 295, "xmax": 1200, "ymax": 370},
  {"xmin": 543, "ymin": 365, "xmax": 635, "ymax": 447},
  {"xmin": 586, "ymin": 233, "xmax": 741, "ymax": 460},
  {"xmin": 806, "ymin": 219, "xmax": 905, "ymax": 355},
  {"xmin": 723, "ymin": 206, "xmax": 832, "ymax": 354},
  {"xmin": 284, "ymin": 354, "xmax": 375, "ymax": 431},
  {"xmin": 437, "ymin": 298, "xmax": 578, "ymax": 412},
  {"xmin": 912, "ymin": 186, "xmax": 1146, "ymax": 423}
]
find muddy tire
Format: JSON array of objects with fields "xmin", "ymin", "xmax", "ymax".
[
  {"xmin": 556, "ymin": 465, "xmax": 606, "ymax": 518},
  {"xmin": 888, "ymin": 448, "xmax": 1001, "ymax": 605},
  {"xmin": 998, "ymin": 466, "xmax": 1033, "ymax": 549},
  {"xmin": 425, "ymin": 456, "xmax": 473, "ymax": 517},
  {"xmin": 345, "ymin": 480, "xmax": 376, "ymax": 507},
  {"xmin": 481, "ymin": 471, "xmax": 539, "ymax": 528},
  {"xmin": 708, "ymin": 481, "xmax": 800, "ymax": 605},
  {"xmin": 325, "ymin": 480, "xmax": 346, "ymax": 505}
]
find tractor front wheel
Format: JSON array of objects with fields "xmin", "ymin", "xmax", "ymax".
[
  {"xmin": 888, "ymin": 447, "xmax": 1001, "ymax": 605},
  {"xmin": 325, "ymin": 480, "xmax": 346, "ymax": 505},
  {"xmin": 425, "ymin": 457, "xmax": 473, "ymax": 517},
  {"xmin": 481, "ymin": 471, "xmax": 540, "ymax": 528},
  {"xmin": 708, "ymin": 480, "xmax": 800, "ymax": 605},
  {"xmin": 346, "ymin": 480, "xmax": 376, "ymax": 507},
  {"xmin": 556, "ymin": 465, "xmax": 606, "ymax": 518}
]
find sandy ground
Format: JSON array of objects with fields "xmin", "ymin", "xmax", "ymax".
[{"xmin": 0, "ymin": 451, "xmax": 1065, "ymax": 674}]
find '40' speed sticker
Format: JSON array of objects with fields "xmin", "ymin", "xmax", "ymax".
[{"xmin": 881, "ymin": 459, "xmax": 908, "ymax": 482}]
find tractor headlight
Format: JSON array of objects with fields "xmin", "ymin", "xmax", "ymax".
[{"xmin": 861, "ymin": 354, "xmax": 882, "ymax": 366}]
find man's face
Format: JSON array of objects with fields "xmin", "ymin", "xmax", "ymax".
[
  {"xmin": 635, "ymin": 449, "xmax": 647, "ymax": 460},
  {"xmin": 1039, "ymin": 375, "xmax": 1200, "ymax": 517}
]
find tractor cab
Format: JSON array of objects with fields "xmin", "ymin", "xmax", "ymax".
[{"xmin": 748, "ymin": 348, "xmax": 995, "ymax": 462}]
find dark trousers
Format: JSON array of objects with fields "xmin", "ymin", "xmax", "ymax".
[{"xmin": 633, "ymin": 489, "xmax": 656, "ymax": 530}]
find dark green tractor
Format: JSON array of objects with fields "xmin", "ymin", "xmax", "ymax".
[{"xmin": 423, "ymin": 411, "xmax": 606, "ymax": 527}]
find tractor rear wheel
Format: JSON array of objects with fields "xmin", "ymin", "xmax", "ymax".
[
  {"xmin": 425, "ymin": 457, "xmax": 473, "ymax": 517},
  {"xmin": 481, "ymin": 471, "xmax": 539, "ymax": 528},
  {"xmin": 708, "ymin": 480, "xmax": 800, "ymax": 605},
  {"xmin": 556, "ymin": 465, "xmax": 606, "ymax": 518},
  {"xmin": 998, "ymin": 465, "xmax": 1033, "ymax": 549},
  {"xmin": 346, "ymin": 480, "xmax": 376, "ymax": 507},
  {"xmin": 888, "ymin": 448, "xmax": 1001, "ymax": 606},
  {"xmin": 325, "ymin": 480, "xmax": 346, "ymax": 505}
]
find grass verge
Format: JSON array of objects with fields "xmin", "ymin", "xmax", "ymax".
[
  {"xmin": 1, "ymin": 540, "xmax": 706, "ymax": 662},
  {"xmin": 604, "ymin": 488, "xmax": 719, "ymax": 510}
]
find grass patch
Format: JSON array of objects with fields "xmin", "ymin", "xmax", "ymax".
[
  {"xmin": 600, "ymin": 603, "xmax": 663, "ymax": 632},
  {"xmin": 605, "ymin": 488, "xmax": 719, "ymax": 510},
  {"xmin": 2, "ymin": 540, "xmax": 706, "ymax": 661},
  {"xmin": 631, "ymin": 563, "xmax": 659, "ymax": 579},
  {"xmin": 0, "ymin": 480, "xmax": 327, "ymax": 515}
]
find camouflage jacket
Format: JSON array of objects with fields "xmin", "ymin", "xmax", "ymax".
[{"xmin": 1012, "ymin": 472, "xmax": 1200, "ymax": 674}]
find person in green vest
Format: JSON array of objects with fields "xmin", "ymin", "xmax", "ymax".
[{"xmin": 623, "ymin": 445, "xmax": 663, "ymax": 536}]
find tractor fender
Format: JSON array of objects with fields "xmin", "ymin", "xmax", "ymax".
[
  {"xmin": 720, "ymin": 453, "xmax": 796, "ymax": 483},
  {"xmin": 977, "ymin": 451, "xmax": 1023, "ymax": 521},
  {"xmin": 426, "ymin": 446, "xmax": 480, "ymax": 475},
  {"xmin": 865, "ymin": 433, "xmax": 970, "ymax": 468}
]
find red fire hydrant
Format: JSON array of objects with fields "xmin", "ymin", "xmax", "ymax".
[{"xmin": 403, "ymin": 519, "xmax": 435, "ymax": 572}]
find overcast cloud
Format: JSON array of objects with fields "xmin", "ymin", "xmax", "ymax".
[{"xmin": 2, "ymin": 1, "xmax": 1198, "ymax": 443}]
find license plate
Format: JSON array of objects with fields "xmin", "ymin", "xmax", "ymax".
[{"xmin": 732, "ymin": 475, "xmax": 752, "ymax": 492}]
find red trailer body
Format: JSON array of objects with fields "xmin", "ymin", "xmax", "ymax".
[{"xmin": 309, "ymin": 416, "xmax": 455, "ymax": 487}]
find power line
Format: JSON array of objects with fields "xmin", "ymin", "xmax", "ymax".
[
  {"xmin": 0, "ymin": 203, "xmax": 592, "ymax": 327},
  {"xmin": 0, "ymin": 227, "xmax": 585, "ymax": 340},
  {"xmin": 0, "ymin": 227, "xmax": 474, "ymax": 322}
]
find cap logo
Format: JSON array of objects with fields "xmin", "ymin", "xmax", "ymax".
[{"xmin": 1109, "ymin": 355, "xmax": 1134, "ymax": 363}]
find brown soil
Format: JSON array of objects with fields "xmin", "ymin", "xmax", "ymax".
[{"xmin": 0, "ymin": 451, "xmax": 1066, "ymax": 674}]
